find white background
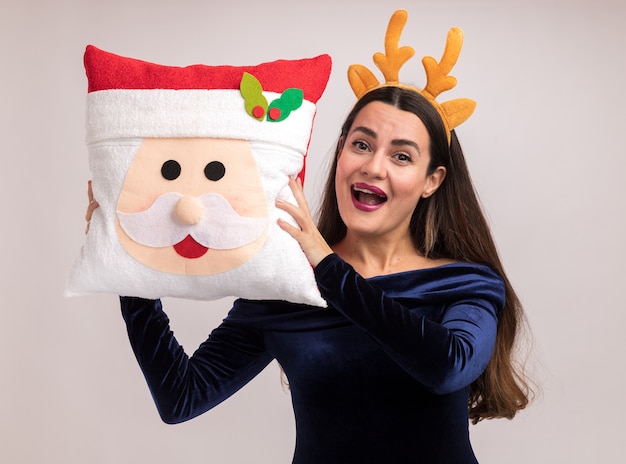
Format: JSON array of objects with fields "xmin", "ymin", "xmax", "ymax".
[{"xmin": 2, "ymin": 0, "xmax": 625, "ymax": 462}]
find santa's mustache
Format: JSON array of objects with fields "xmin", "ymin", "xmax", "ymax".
[{"xmin": 117, "ymin": 192, "xmax": 269, "ymax": 250}]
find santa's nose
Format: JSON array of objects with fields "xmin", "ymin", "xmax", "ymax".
[{"xmin": 174, "ymin": 195, "xmax": 204, "ymax": 225}]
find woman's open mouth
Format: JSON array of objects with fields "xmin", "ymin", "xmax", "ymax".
[{"xmin": 351, "ymin": 183, "xmax": 387, "ymax": 211}]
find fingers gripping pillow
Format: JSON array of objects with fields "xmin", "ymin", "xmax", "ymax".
[{"xmin": 65, "ymin": 45, "xmax": 331, "ymax": 307}]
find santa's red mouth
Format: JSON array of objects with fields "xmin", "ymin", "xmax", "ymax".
[{"xmin": 173, "ymin": 235, "xmax": 209, "ymax": 259}]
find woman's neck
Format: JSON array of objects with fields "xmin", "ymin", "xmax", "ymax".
[
  {"xmin": 333, "ymin": 231, "xmax": 455, "ymax": 278},
  {"xmin": 333, "ymin": 232, "xmax": 414, "ymax": 278}
]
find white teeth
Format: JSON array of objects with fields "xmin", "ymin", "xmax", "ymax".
[
  {"xmin": 353, "ymin": 187, "xmax": 385, "ymax": 198},
  {"xmin": 353, "ymin": 186, "xmax": 386, "ymax": 199},
  {"xmin": 352, "ymin": 186, "xmax": 387, "ymax": 205}
]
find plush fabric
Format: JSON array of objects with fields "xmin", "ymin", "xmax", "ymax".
[
  {"xmin": 120, "ymin": 254, "xmax": 504, "ymax": 463},
  {"xmin": 66, "ymin": 46, "xmax": 331, "ymax": 306}
]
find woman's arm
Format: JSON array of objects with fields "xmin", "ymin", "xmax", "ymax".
[
  {"xmin": 314, "ymin": 255, "xmax": 500, "ymax": 395},
  {"xmin": 85, "ymin": 182, "xmax": 273, "ymax": 422},
  {"xmin": 275, "ymin": 176, "xmax": 499, "ymax": 394},
  {"xmin": 120, "ymin": 296, "xmax": 273, "ymax": 423}
]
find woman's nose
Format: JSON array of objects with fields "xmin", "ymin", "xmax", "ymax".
[
  {"xmin": 174, "ymin": 195, "xmax": 204, "ymax": 225},
  {"xmin": 361, "ymin": 153, "xmax": 386, "ymax": 179}
]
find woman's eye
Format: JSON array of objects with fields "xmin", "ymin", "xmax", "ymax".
[
  {"xmin": 204, "ymin": 161, "xmax": 226, "ymax": 181},
  {"xmin": 394, "ymin": 153, "xmax": 413, "ymax": 163},
  {"xmin": 161, "ymin": 160, "xmax": 181, "ymax": 180},
  {"xmin": 352, "ymin": 140, "xmax": 369, "ymax": 151}
]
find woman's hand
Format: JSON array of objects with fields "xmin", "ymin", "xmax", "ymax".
[
  {"xmin": 85, "ymin": 180, "xmax": 100, "ymax": 234},
  {"xmin": 276, "ymin": 176, "xmax": 333, "ymax": 268}
]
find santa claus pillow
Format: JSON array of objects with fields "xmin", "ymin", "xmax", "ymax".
[{"xmin": 65, "ymin": 45, "xmax": 331, "ymax": 307}]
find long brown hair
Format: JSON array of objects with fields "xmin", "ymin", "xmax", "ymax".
[{"xmin": 317, "ymin": 86, "xmax": 531, "ymax": 422}]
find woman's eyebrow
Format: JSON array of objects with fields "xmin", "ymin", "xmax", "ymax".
[
  {"xmin": 351, "ymin": 126, "xmax": 421, "ymax": 154},
  {"xmin": 391, "ymin": 138, "xmax": 421, "ymax": 154},
  {"xmin": 351, "ymin": 126, "xmax": 376, "ymax": 138}
]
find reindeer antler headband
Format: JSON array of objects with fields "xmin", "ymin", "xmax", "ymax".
[{"xmin": 348, "ymin": 10, "xmax": 476, "ymax": 142}]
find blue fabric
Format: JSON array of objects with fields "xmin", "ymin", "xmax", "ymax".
[{"xmin": 120, "ymin": 253, "xmax": 505, "ymax": 463}]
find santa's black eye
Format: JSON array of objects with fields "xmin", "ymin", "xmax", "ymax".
[
  {"xmin": 204, "ymin": 161, "xmax": 226, "ymax": 181},
  {"xmin": 161, "ymin": 160, "xmax": 181, "ymax": 180}
]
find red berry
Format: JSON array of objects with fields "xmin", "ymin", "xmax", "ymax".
[
  {"xmin": 252, "ymin": 106, "xmax": 265, "ymax": 118},
  {"xmin": 268, "ymin": 107, "xmax": 281, "ymax": 121}
]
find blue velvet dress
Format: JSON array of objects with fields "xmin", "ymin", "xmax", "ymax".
[{"xmin": 120, "ymin": 253, "xmax": 504, "ymax": 463}]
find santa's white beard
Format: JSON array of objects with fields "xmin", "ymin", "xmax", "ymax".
[{"xmin": 117, "ymin": 192, "xmax": 268, "ymax": 250}]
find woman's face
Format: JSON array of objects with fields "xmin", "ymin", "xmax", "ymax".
[{"xmin": 335, "ymin": 101, "xmax": 446, "ymax": 241}]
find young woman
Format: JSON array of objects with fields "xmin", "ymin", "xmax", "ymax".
[{"xmin": 86, "ymin": 83, "xmax": 530, "ymax": 462}]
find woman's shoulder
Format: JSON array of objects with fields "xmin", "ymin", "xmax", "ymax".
[
  {"xmin": 320, "ymin": 252, "xmax": 501, "ymax": 284},
  {"xmin": 315, "ymin": 253, "xmax": 504, "ymax": 304},
  {"xmin": 374, "ymin": 258, "xmax": 501, "ymax": 280},
  {"xmin": 370, "ymin": 260, "xmax": 506, "ymax": 307}
]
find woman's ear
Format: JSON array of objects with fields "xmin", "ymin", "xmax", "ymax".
[{"xmin": 421, "ymin": 166, "xmax": 447, "ymax": 198}]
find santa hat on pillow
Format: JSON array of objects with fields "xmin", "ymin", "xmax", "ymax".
[{"xmin": 84, "ymin": 45, "xmax": 332, "ymax": 179}]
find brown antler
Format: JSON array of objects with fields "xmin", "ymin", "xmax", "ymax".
[
  {"xmin": 422, "ymin": 27, "xmax": 463, "ymax": 100},
  {"xmin": 373, "ymin": 9, "xmax": 414, "ymax": 84}
]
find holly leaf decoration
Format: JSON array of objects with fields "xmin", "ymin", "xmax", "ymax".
[
  {"xmin": 240, "ymin": 72, "xmax": 268, "ymax": 121},
  {"xmin": 267, "ymin": 88, "xmax": 304, "ymax": 122},
  {"xmin": 240, "ymin": 73, "xmax": 304, "ymax": 122}
]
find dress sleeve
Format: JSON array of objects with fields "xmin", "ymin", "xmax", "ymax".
[
  {"xmin": 313, "ymin": 254, "xmax": 503, "ymax": 394},
  {"xmin": 120, "ymin": 296, "xmax": 273, "ymax": 424}
]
